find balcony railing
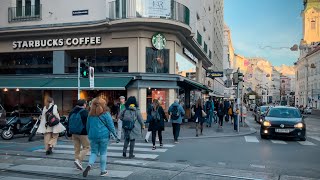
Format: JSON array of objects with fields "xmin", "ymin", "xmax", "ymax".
[
  {"xmin": 8, "ymin": 5, "xmax": 42, "ymax": 23},
  {"xmin": 108, "ymin": 0, "xmax": 190, "ymax": 25}
]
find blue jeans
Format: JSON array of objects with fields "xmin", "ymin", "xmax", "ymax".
[
  {"xmin": 88, "ymin": 138, "xmax": 109, "ymax": 172},
  {"xmin": 206, "ymin": 111, "xmax": 213, "ymax": 126}
]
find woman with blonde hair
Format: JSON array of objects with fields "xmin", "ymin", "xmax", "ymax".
[
  {"xmin": 37, "ymin": 97, "xmax": 66, "ymax": 155},
  {"xmin": 83, "ymin": 97, "xmax": 119, "ymax": 177}
]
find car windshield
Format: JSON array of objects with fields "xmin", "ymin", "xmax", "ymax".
[
  {"xmin": 266, "ymin": 108, "xmax": 302, "ymax": 118},
  {"xmin": 260, "ymin": 106, "xmax": 268, "ymax": 112}
]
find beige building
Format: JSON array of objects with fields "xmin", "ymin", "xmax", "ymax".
[
  {"xmin": 223, "ymin": 24, "xmax": 235, "ymax": 99},
  {"xmin": 0, "ymin": 0, "xmax": 224, "ymax": 118},
  {"xmin": 295, "ymin": 0, "xmax": 320, "ymax": 109}
]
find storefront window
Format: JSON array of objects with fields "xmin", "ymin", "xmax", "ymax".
[
  {"xmin": 67, "ymin": 48, "xmax": 128, "ymax": 73},
  {"xmin": 146, "ymin": 47, "xmax": 169, "ymax": 73},
  {"xmin": 176, "ymin": 53, "xmax": 196, "ymax": 80},
  {"xmin": 0, "ymin": 51, "xmax": 53, "ymax": 74}
]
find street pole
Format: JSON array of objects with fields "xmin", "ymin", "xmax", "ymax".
[
  {"xmin": 78, "ymin": 58, "xmax": 80, "ymax": 100},
  {"xmin": 237, "ymin": 68, "xmax": 240, "ymax": 133}
]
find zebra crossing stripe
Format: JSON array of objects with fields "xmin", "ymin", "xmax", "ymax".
[
  {"xmin": 5, "ymin": 164, "xmax": 133, "ymax": 178},
  {"xmin": 111, "ymin": 142, "xmax": 175, "ymax": 147},
  {"xmin": 308, "ymin": 136, "xmax": 320, "ymax": 142},
  {"xmin": 270, "ymin": 140, "xmax": 287, "ymax": 144},
  {"xmin": 55, "ymin": 144, "xmax": 168, "ymax": 153},
  {"xmin": 33, "ymin": 149, "xmax": 159, "ymax": 159},
  {"xmin": 0, "ymin": 176, "xmax": 45, "ymax": 180},
  {"xmin": 244, "ymin": 136, "xmax": 259, "ymax": 143},
  {"xmin": 297, "ymin": 141, "xmax": 316, "ymax": 146}
]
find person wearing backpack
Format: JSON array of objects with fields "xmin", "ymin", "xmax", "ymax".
[
  {"xmin": 37, "ymin": 97, "xmax": 66, "ymax": 155},
  {"xmin": 83, "ymin": 97, "xmax": 119, "ymax": 177},
  {"xmin": 67, "ymin": 99, "xmax": 89, "ymax": 171},
  {"xmin": 120, "ymin": 96, "xmax": 145, "ymax": 158},
  {"xmin": 205, "ymin": 97, "xmax": 214, "ymax": 127},
  {"xmin": 217, "ymin": 103, "xmax": 225, "ymax": 128},
  {"xmin": 147, "ymin": 99, "xmax": 167, "ymax": 150},
  {"xmin": 168, "ymin": 99, "xmax": 185, "ymax": 143}
]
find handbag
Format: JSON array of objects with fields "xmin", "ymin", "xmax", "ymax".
[
  {"xmin": 45, "ymin": 105, "xmax": 60, "ymax": 127},
  {"xmin": 201, "ymin": 110, "xmax": 207, "ymax": 118}
]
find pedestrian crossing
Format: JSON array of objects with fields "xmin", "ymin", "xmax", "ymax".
[
  {"xmin": 32, "ymin": 142, "xmax": 176, "ymax": 160},
  {"xmin": 244, "ymin": 136, "xmax": 320, "ymax": 146}
]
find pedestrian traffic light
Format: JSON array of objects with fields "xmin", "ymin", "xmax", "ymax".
[
  {"xmin": 80, "ymin": 62, "xmax": 89, "ymax": 78},
  {"xmin": 233, "ymin": 72, "xmax": 239, "ymax": 85}
]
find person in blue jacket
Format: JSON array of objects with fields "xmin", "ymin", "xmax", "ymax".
[
  {"xmin": 83, "ymin": 97, "xmax": 119, "ymax": 177},
  {"xmin": 168, "ymin": 99, "xmax": 185, "ymax": 143}
]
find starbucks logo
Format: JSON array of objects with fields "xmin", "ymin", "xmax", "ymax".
[{"xmin": 152, "ymin": 33, "xmax": 166, "ymax": 50}]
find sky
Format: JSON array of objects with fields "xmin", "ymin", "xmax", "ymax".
[{"xmin": 224, "ymin": 0, "xmax": 304, "ymax": 67}]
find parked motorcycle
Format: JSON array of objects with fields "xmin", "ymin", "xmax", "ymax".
[
  {"xmin": 28, "ymin": 106, "xmax": 42, "ymax": 141},
  {"xmin": 1, "ymin": 110, "xmax": 36, "ymax": 140}
]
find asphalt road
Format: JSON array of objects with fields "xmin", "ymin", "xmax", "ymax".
[{"xmin": 0, "ymin": 111, "xmax": 319, "ymax": 179}]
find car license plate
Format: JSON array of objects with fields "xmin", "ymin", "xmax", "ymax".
[{"xmin": 275, "ymin": 129, "xmax": 290, "ymax": 133}]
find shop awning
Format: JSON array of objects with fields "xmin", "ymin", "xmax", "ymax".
[
  {"xmin": 0, "ymin": 77, "xmax": 132, "ymax": 90},
  {"xmin": 180, "ymin": 79, "xmax": 212, "ymax": 92},
  {"xmin": 209, "ymin": 92, "xmax": 224, "ymax": 98}
]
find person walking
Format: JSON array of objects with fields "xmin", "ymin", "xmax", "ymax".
[
  {"xmin": 37, "ymin": 97, "xmax": 66, "ymax": 155},
  {"xmin": 144, "ymin": 103, "xmax": 153, "ymax": 143},
  {"xmin": 228, "ymin": 103, "xmax": 234, "ymax": 124},
  {"xmin": 193, "ymin": 98, "xmax": 205, "ymax": 137},
  {"xmin": 233, "ymin": 104, "xmax": 240, "ymax": 131},
  {"xmin": 168, "ymin": 99, "xmax": 185, "ymax": 143},
  {"xmin": 83, "ymin": 97, "xmax": 119, "ymax": 177},
  {"xmin": 120, "ymin": 96, "xmax": 145, "ymax": 159},
  {"xmin": 67, "ymin": 99, "xmax": 90, "ymax": 171},
  {"xmin": 147, "ymin": 99, "xmax": 166, "ymax": 150},
  {"xmin": 116, "ymin": 96, "xmax": 126, "ymax": 140},
  {"xmin": 205, "ymin": 97, "xmax": 214, "ymax": 127},
  {"xmin": 217, "ymin": 103, "xmax": 225, "ymax": 128},
  {"xmin": 241, "ymin": 104, "xmax": 247, "ymax": 127},
  {"xmin": 224, "ymin": 100, "xmax": 230, "ymax": 122}
]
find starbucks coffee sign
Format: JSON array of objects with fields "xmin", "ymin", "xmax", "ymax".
[
  {"xmin": 12, "ymin": 37, "xmax": 101, "ymax": 49},
  {"xmin": 151, "ymin": 33, "xmax": 166, "ymax": 50}
]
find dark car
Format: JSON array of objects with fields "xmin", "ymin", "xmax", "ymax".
[
  {"xmin": 254, "ymin": 106, "xmax": 270, "ymax": 124},
  {"xmin": 260, "ymin": 106, "xmax": 306, "ymax": 141}
]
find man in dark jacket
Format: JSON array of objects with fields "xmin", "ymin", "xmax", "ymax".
[{"xmin": 67, "ymin": 99, "xmax": 89, "ymax": 171}]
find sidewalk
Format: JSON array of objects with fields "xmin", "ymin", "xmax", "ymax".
[{"xmin": 140, "ymin": 117, "xmax": 257, "ymax": 141}]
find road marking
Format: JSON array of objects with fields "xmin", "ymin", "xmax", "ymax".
[
  {"xmin": 297, "ymin": 141, "xmax": 316, "ymax": 146},
  {"xmin": 244, "ymin": 136, "xmax": 259, "ymax": 143},
  {"xmin": 308, "ymin": 136, "xmax": 320, "ymax": 142},
  {"xmin": 34, "ymin": 149, "xmax": 158, "ymax": 159},
  {"xmin": 0, "ymin": 176, "xmax": 45, "ymax": 180},
  {"xmin": 250, "ymin": 164, "xmax": 266, "ymax": 169},
  {"xmin": 55, "ymin": 144, "xmax": 167, "ymax": 152},
  {"xmin": 112, "ymin": 142, "xmax": 175, "ymax": 147},
  {"xmin": 270, "ymin": 140, "xmax": 287, "ymax": 144},
  {"xmin": 218, "ymin": 162, "xmax": 226, "ymax": 166},
  {"xmin": 25, "ymin": 157, "xmax": 43, "ymax": 161},
  {"xmin": 6, "ymin": 165, "xmax": 133, "ymax": 178},
  {"xmin": 113, "ymin": 160, "xmax": 150, "ymax": 166}
]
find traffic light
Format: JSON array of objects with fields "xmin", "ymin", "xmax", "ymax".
[{"xmin": 80, "ymin": 62, "xmax": 89, "ymax": 78}]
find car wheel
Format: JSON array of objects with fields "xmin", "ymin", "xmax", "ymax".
[
  {"xmin": 300, "ymin": 137, "xmax": 306, "ymax": 141},
  {"xmin": 1, "ymin": 129, "xmax": 14, "ymax": 140},
  {"xmin": 260, "ymin": 135, "xmax": 268, "ymax": 139}
]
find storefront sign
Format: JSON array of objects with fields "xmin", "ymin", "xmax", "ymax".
[
  {"xmin": 72, "ymin": 10, "xmax": 89, "ymax": 16},
  {"xmin": 206, "ymin": 70, "xmax": 223, "ymax": 78},
  {"xmin": 12, "ymin": 37, "xmax": 101, "ymax": 49},
  {"xmin": 147, "ymin": 0, "xmax": 171, "ymax": 18},
  {"xmin": 183, "ymin": 48, "xmax": 198, "ymax": 63},
  {"xmin": 151, "ymin": 33, "xmax": 166, "ymax": 50}
]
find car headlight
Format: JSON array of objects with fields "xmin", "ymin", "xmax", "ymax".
[
  {"xmin": 294, "ymin": 123, "xmax": 304, "ymax": 128},
  {"xmin": 263, "ymin": 121, "xmax": 271, "ymax": 127}
]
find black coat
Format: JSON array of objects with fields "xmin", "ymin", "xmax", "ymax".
[
  {"xmin": 193, "ymin": 105, "xmax": 205, "ymax": 123},
  {"xmin": 147, "ymin": 105, "xmax": 166, "ymax": 131}
]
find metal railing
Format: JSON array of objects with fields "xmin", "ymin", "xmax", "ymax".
[
  {"xmin": 108, "ymin": 0, "xmax": 190, "ymax": 25},
  {"xmin": 8, "ymin": 5, "xmax": 42, "ymax": 23}
]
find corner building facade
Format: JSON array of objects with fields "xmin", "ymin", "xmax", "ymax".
[{"xmin": 0, "ymin": 0, "xmax": 224, "ymax": 119}]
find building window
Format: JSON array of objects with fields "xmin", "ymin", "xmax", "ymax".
[
  {"xmin": 209, "ymin": 50, "xmax": 212, "ymax": 59},
  {"xmin": 311, "ymin": 20, "xmax": 316, "ymax": 30},
  {"xmin": 204, "ymin": 42, "xmax": 208, "ymax": 53},
  {"xmin": 9, "ymin": 0, "xmax": 41, "ymax": 22},
  {"xmin": 196, "ymin": 13, "xmax": 200, "ymax": 20},
  {"xmin": 197, "ymin": 31, "xmax": 202, "ymax": 46},
  {"xmin": 146, "ymin": 48, "xmax": 169, "ymax": 73}
]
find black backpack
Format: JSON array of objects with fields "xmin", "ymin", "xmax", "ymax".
[
  {"xmin": 171, "ymin": 105, "xmax": 180, "ymax": 120},
  {"xmin": 151, "ymin": 107, "xmax": 161, "ymax": 122},
  {"xmin": 45, "ymin": 105, "xmax": 60, "ymax": 127}
]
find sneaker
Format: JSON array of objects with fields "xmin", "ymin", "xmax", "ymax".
[
  {"xmin": 74, "ymin": 160, "xmax": 83, "ymax": 171},
  {"xmin": 83, "ymin": 165, "xmax": 91, "ymax": 177},
  {"xmin": 152, "ymin": 146, "xmax": 156, "ymax": 150},
  {"xmin": 160, "ymin": 144, "xmax": 163, "ymax": 148},
  {"xmin": 100, "ymin": 171, "xmax": 108, "ymax": 176},
  {"xmin": 174, "ymin": 141, "xmax": 179, "ymax": 144},
  {"xmin": 122, "ymin": 152, "xmax": 126, "ymax": 158},
  {"xmin": 129, "ymin": 155, "xmax": 135, "ymax": 159},
  {"xmin": 145, "ymin": 139, "xmax": 149, "ymax": 143},
  {"xmin": 196, "ymin": 134, "xmax": 199, "ymax": 137}
]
